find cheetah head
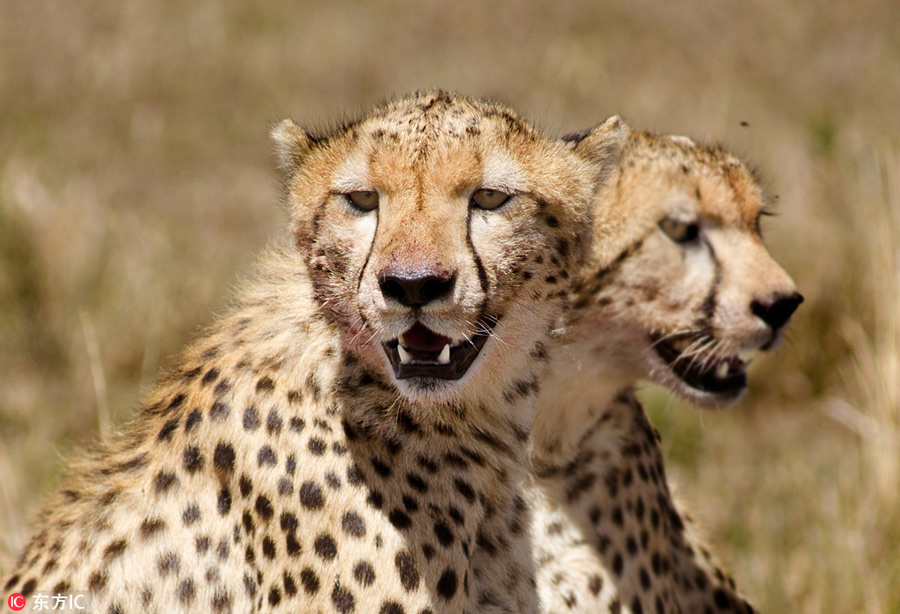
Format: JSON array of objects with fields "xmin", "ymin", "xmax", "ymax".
[
  {"xmin": 567, "ymin": 125, "xmax": 802, "ymax": 406},
  {"xmin": 273, "ymin": 92, "xmax": 621, "ymax": 407}
]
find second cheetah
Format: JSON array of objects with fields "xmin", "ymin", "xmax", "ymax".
[{"xmin": 529, "ymin": 120, "xmax": 803, "ymax": 613}]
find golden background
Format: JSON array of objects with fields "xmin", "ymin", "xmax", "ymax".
[{"xmin": 1, "ymin": 2, "xmax": 898, "ymax": 611}]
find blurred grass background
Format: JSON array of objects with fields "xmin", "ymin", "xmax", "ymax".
[{"xmin": 1, "ymin": 1, "xmax": 898, "ymax": 611}]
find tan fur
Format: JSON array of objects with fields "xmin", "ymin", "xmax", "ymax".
[
  {"xmin": 1, "ymin": 92, "xmax": 626, "ymax": 614},
  {"xmin": 529, "ymin": 124, "xmax": 801, "ymax": 613}
]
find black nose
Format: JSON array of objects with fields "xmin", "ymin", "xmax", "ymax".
[
  {"xmin": 751, "ymin": 292, "xmax": 804, "ymax": 331},
  {"xmin": 379, "ymin": 272, "xmax": 456, "ymax": 308}
]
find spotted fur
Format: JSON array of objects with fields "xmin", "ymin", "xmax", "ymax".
[
  {"xmin": 528, "ymin": 122, "xmax": 802, "ymax": 613},
  {"xmin": 1, "ymin": 92, "xmax": 625, "ymax": 614}
]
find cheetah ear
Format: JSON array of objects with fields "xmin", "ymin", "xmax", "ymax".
[
  {"xmin": 271, "ymin": 119, "xmax": 314, "ymax": 176},
  {"xmin": 566, "ymin": 115, "xmax": 630, "ymax": 189}
]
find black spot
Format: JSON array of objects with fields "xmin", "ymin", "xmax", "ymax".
[
  {"xmin": 286, "ymin": 533, "xmax": 301, "ymax": 556},
  {"xmin": 353, "ymin": 561, "xmax": 376, "ymax": 586},
  {"xmin": 342, "ymin": 511, "xmax": 366, "ymax": 537},
  {"xmin": 266, "ymin": 410, "xmax": 283, "ymax": 433},
  {"xmin": 545, "ymin": 215, "xmax": 559, "ymax": 228},
  {"xmin": 195, "ymin": 535, "xmax": 210, "ymax": 554},
  {"xmin": 406, "ymin": 473, "xmax": 427, "ymax": 492},
  {"xmin": 243, "ymin": 573, "xmax": 257, "ymax": 598},
  {"xmin": 255, "ymin": 495, "xmax": 274, "ymax": 520},
  {"xmin": 243, "ymin": 406, "xmax": 260, "ymax": 430},
  {"xmin": 380, "ymin": 602, "xmax": 405, "ymax": 614},
  {"xmin": 256, "ymin": 376, "xmax": 275, "ymax": 392},
  {"xmin": 631, "ymin": 597, "xmax": 644, "ymax": 614},
  {"xmin": 183, "ymin": 446, "xmax": 203, "ymax": 473},
  {"xmin": 268, "ymin": 587, "xmax": 281, "ymax": 606},
  {"xmin": 209, "ymin": 400, "xmax": 229, "ymax": 420},
  {"xmin": 433, "ymin": 522, "xmax": 453, "ymax": 547},
  {"xmin": 107, "ymin": 603, "xmax": 124, "ymax": 614},
  {"xmin": 211, "ymin": 591, "xmax": 231, "ymax": 613},
  {"xmin": 21, "ymin": 578, "xmax": 37, "ymax": 595},
  {"xmin": 176, "ymin": 578, "xmax": 195, "ymax": 604},
  {"xmin": 436, "ymin": 568, "xmax": 458, "ymax": 600},
  {"xmin": 371, "ymin": 457, "xmax": 392, "ymax": 477},
  {"xmin": 278, "ymin": 478, "xmax": 294, "ymax": 495},
  {"xmin": 627, "ymin": 535, "xmax": 638, "ymax": 555},
  {"xmin": 184, "ymin": 409, "xmax": 202, "ymax": 433},
  {"xmin": 388, "ymin": 508, "xmax": 412, "ymax": 530},
  {"xmin": 289, "ymin": 416, "xmax": 305, "ymax": 432},
  {"xmin": 239, "ymin": 475, "xmax": 253, "ymax": 498},
  {"xmin": 300, "ymin": 568, "xmax": 320, "ymax": 594},
  {"xmin": 714, "ymin": 589, "xmax": 731, "ymax": 608},
  {"xmin": 448, "ymin": 506, "xmax": 464, "ymax": 526},
  {"xmin": 139, "ymin": 517, "xmax": 166, "ymax": 539},
  {"xmin": 257, "ymin": 445, "xmax": 277, "ymax": 466},
  {"xmin": 296, "ymin": 481, "xmax": 323, "ymax": 509},
  {"xmin": 213, "ymin": 443, "xmax": 236, "ymax": 474},
  {"xmin": 588, "ymin": 574, "xmax": 602, "ymax": 595},
  {"xmin": 314, "ymin": 534, "xmax": 337, "ymax": 560},
  {"xmin": 347, "ymin": 464, "xmax": 365, "ymax": 485},
  {"xmin": 262, "ymin": 536, "xmax": 276, "ymax": 559},
  {"xmin": 157, "ymin": 552, "xmax": 179, "ymax": 576},
  {"xmin": 165, "ymin": 393, "xmax": 186, "ymax": 414},
  {"xmin": 283, "ymin": 572, "xmax": 297, "ymax": 596},
  {"xmin": 453, "ymin": 479, "xmax": 476, "ymax": 504},
  {"xmin": 640, "ymin": 567, "xmax": 651, "ymax": 590},
  {"xmin": 325, "ymin": 471, "xmax": 342, "ymax": 489},
  {"xmin": 217, "ymin": 539, "xmax": 230, "ymax": 560},
  {"xmin": 395, "ymin": 550, "xmax": 420, "ymax": 591},
  {"xmin": 89, "ymin": 571, "xmax": 107, "ymax": 592},
  {"xmin": 331, "ymin": 583, "xmax": 355, "ymax": 613},
  {"xmin": 242, "ymin": 511, "xmax": 255, "ymax": 534},
  {"xmin": 402, "ymin": 494, "xmax": 419, "ymax": 513},
  {"xmin": 201, "ymin": 367, "xmax": 220, "ymax": 386},
  {"xmin": 102, "ymin": 539, "xmax": 128, "ymax": 563},
  {"xmin": 308, "ymin": 437, "xmax": 326, "ymax": 455},
  {"xmin": 280, "ymin": 512, "xmax": 298, "ymax": 533},
  {"xmin": 612, "ymin": 506, "xmax": 624, "ymax": 527},
  {"xmin": 217, "ymin": 486, "xmax": 232, "ymax": 515},
  {"xmin": 154, "ymin": 471, "xmax": 177, "ymax": 493},
  {"xmin": 613, "ymin": 552, "xmax": 624, "ymax": 576}
]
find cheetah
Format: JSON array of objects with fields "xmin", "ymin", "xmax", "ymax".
[
  {"xmin": 0, "ymin": 92, "xmax": 624, "ymax": 613},
  {"xmin": 528, "ymin": 119, "xmax": 803, "ymax": 613}
]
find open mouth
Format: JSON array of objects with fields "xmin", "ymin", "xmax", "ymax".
[
  {"xmin": 384, "ymin": 320, "xmax": 492, "ymax": 380},
  {"xmin": 652, "ymin": 334, "xmax": 750, "ymax": 397}
]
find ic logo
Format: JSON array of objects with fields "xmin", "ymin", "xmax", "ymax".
[{"xmin": 7, "ymin": 593, "xmax": 26, "ymax": 611}]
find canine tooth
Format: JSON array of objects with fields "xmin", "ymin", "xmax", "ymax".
[
  {"xmin": 438, "ymin": 344, "xmax": 451, "ymax": 364},
  {"xmin": 399, "ymin": 333, "xmax": 408, "ymax": 346},
  {"xmin": 716, "ymin": 362, "xmax": 729, "ymax": 379},
  {"xmin": 397, "ymin": 345, "xmax": 413, "ymax": 365}
]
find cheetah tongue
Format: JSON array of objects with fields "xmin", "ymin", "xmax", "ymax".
[{"xmin": 399, "ymin": 322, "xmax": 452, "ymax": 353}]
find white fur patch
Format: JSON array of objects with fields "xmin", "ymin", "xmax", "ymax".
[
  {"xmin": 668, "ymin": 135, "xmax": 696, "ymax": 147},
  {"xmin": 480, "ymin": 150, "xmax": 527, "ymax": 193},
  {"xmin": 331, "ymin": 151, "xmax": 372, "ymax": 192}
]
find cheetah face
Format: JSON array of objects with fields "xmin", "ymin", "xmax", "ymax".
[
  {"xmin": 570, "ymin": 131, "xmax": 802, "ymax": 406},
  {"xmin": 274, "ymin": 93, "xmax": 607, "ymax": 406}
]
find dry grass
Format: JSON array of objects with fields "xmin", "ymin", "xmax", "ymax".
[{"xmin": 1, "ymin": 1, "xmax": 898, "ymax": 610}]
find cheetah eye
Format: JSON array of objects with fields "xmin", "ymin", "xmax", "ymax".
[
  {"xmin": 343, "ymin": 191, "xmax": 379, "ymax": 212},
  {"xmin": 470, "ymin": 189, "xmax": 512, "ymax": 211},
  {"xmin": 658, "ymin": 217, "xmax": 700, "ymax": 244}
]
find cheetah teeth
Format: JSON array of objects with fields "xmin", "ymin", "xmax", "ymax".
[
  {"xmin": 396, "ymin": 343, "xmax": 453, "ymax": 365},
  {"xmin": 397, "ymin": 344, "xmax": 413, "ymax": 364},
  {"xmin": 438, "ymin": 344, "xmax": 451, "ymax": 364},
  {"xmin": 716, "ymin": 362, "xmax": 729, "ymax": 379}
]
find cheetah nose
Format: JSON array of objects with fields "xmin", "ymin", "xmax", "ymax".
[
  {"xmin": 751, "ymin": 291, "xmax": 804, "ymax": 331},
  {"xmin": 379, "ymin": 271, "xmax": 456, "ymax": 308}
]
